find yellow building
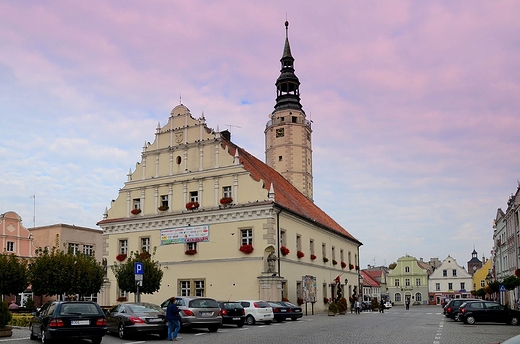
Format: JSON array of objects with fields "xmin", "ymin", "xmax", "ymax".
[
  {"xmin": 98, "ymin": 22, "xmax": 361, "ymax": 311},
  {"xmin": 473, "ymin": 259, "xmax": 492, "ymax": 294}
]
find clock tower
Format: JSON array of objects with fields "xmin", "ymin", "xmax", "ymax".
[{"xmin": 265, "ymin": 21, "xmax": 313, "ymax": 201}]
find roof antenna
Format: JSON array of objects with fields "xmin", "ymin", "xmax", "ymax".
[{"xmin": 179, "ymin": 94, "xmax": 182, "ymax": 104}]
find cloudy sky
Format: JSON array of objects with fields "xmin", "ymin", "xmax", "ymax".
[{"xmin": 1, "ymin": 1, "xmax": 519, "ymax": 269}]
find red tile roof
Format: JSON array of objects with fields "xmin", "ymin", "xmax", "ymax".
[
  {"xmin": 223, "ymin": 139, "xmax": 361, "ymax": 245},
  {"xmin": 360, "ymin": 270, "xmax": 380, "ymax": 287}
]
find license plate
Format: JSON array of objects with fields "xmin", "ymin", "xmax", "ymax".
[
  {"xmin": 147, "ymin": 318, "xmax": 163, "ymax": 323},
  {"xmin": 200, "ymin": 312, "xmax": 213, "ymax": 317},
  {"xmin": 71, "ymin": 320, "xmax": 90, "ymax": 325},
  {"xmin": 264, "ymin": 314, "xmax": 271, "ymax": 318},
  {"xmin": 232, "ymin": 317, "xmax": 240, "ymax": 320},
  {"xmin": 280, "ymin": 309, "xmax": 287, "ymax": 312}
]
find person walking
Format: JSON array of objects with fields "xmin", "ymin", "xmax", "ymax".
[
  {"xmin": 355, "ymin": 300, "xmax": 361, "ymax": 314},
  {"xmin": 405, "ymin": 298, "xmax": 410, "ymax": 310},
  {"xmin": 380, "ymin": 298, "xmax": 385, "ymax": 313},
  {"xmin": 166, "ymin": 297, "xmax": 181, "ymax": 341}
]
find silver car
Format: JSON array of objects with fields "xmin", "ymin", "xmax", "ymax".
[{"xmin": 161, "ymin": 296, "xmax": 222, "ymax": 332}]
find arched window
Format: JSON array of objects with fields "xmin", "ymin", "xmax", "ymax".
[
  {"xmin": 395, "ymin": 293, "xmax": 402, "ymax": 302},
  {"xmin": 415, "ymin": 293, "xmax": 422, "ymax": 302}
]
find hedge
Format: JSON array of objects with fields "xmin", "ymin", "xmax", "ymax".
[{"xmin": 9, "ymin": 313, "xmax": 32, "ymax": 327}]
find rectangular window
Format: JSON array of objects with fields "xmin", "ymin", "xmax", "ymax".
[
  {"xmin": 480, "ymin": 280, "xmax": 485, "ymax": 287},
  {"xmin": 180, "ymin": 281, "xmax": 191, "ymax": 296},
  {"xmin": 118, "ymin": 290, "xmax": 127, "ymax": 299},
  {"xmin": 331, "ymin": 246, "xmax": 336, "ymax": 260},
  {"xmin": 405, "ymin": 266, "xmax": 410, "ymax": 273},
  {"xmin": 179, "ymin": 280, "xmax": 205, "ymax": 297},
  {"xmin": 133, "ymin": 198, "xmax": 140, "ymax": 209},
  {"xmin": 241, "ymin": 229, "xmax": 252, "ymax": 245},
  {"xmin": 448, "ymin": 283, "xmax": 453, "ymax": 290},
  {"xmin": 296, "ymin": 235, "xmax": 301, "ymax": 251},
  {"xmin": 452, "ymin": 269, "xmax": 457, "ymax": 277},
  {"xmin": 222, "ymin": 186, "xmax": 232, "ymax": 198},
  {"xmin": 394, "ymin": 279, "xmax": 400, "ymax": 287},
  {"xmin": 348, "ymin": 251, "xmax": 352, "ymax": 265},
  {"xmin": 340, "ymin": 249, "xmax": 344, "ymax": 263},
  {"xmin": 435, "ymin": 283, "xmax": 440, "ymax": 291},
  {"xmin": 323, "ymin": 283, "xmax": 327, "ymax": 301},
  {"xmin": 296, "ymin": 281, "xmax": 302, "ymax": 299},
  {"xmin": 141, "ymin": 237, "xmax": 150, "ymax": 252},
  {"xmin": 443, "ymin": 270, "xmax": 447, "ymax": 277},
  {"xmin": 161, "ymin": 195, "xmax": 168, "ymax": 207},
  {"xmin": 322, "ymin": 243, "xmax": 326, "ymax": 258},
  {"xmin": 416, "ymin": 278, "xmax": 421, "ymax": 286},
  {"xmin": 194, "ymin": 280, "xmax": 205, "ymax": 296},
  {"xmin": 460, "ymin": 282, "xmax": 465, "ymax": 290},
  {"xmin": 405, "ymin": 278, "xmax": 410, "ymax": 287},
  {"xmin": 280, "ymin": 230, "xmax": 286, "ymax": 246},
  {"xmin": 189, "ymin": 191, "xmax": 198, "ymax": 202},
  {"xmin": 119, "ymin": 239, "xmax": 128, "ymax": 254},
  {"xmin": 187, "ymin": 242, "xmax": 197, "ymax": 251},
  {"xmin": 310, "ymin": 239, "xmax": 315, "ymax": 255},
  {"xmin": 83, "ymin": 245, "xmax": 94, "ymax": 256},
  {"xmin": 6, "ymin": 241, "xmax": 14, "ymax": 252},
  {"xmin": 68, "ymin": 243, "xmax": 80, "ymax": 255}
]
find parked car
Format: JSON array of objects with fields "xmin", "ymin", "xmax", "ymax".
[
  {"xmin": 501, "ymin": 334, "xmax": 520, "ymax": 343},
  {"xmin": 271, "ymin": 301, "xmax": 303, "ymax": 320},
  {"xmin": 217, "ymin": 301, "xmax": 245, "ymax": 327},
  {"xmin": 459, "ymin": 300, "xmax": 520, "ymax": 325},
  {"xmin": 236, "ymin": 300, "xmax": 274, "ymax": 325},
  {"xmin": 267, "ymin": 302, "xmax": 292, "ymax": 322},
  {"xmin": 161, "ymin": 296, "xmax": 222, "ymax": 332},
  {"xmin": 384, "ymin": 302, "xmax": 392, "ymax": 309},
  {"xmin": 443, "ymin": 298, "xmax": 479, "ymax": 321},
  {"xmin": 29, "ymin": 300, "xmax": 107, "ymax": 344},
  {"xmin": 105, "ymin": 302, "xmax": 167, "ymax": 339}
]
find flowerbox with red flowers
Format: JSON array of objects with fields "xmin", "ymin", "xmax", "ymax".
[
  {"xmin": 219, "ymin": 197, "xmax": 233, "ymax": 205},
  {"xmin": 297, "ymin": 250, "xmax": 305, "ymax": 259},
  {"xmin": 332, "ymin": 259, "xmax": 338, "ymax": 265},
  {"xmin": 186, "ymin": 202, "xmax": 199, "ymax": 210},
  {"xmin": 158, "ymin": 205, "xmax": 169, "ymax": 211},
  {"xmin": 280, "ymin": 246, "xmax": 290, "ymax": 256},
  {"xmin": 349, "ymin": 263, "xmax": 354, "ymax": 270},
  {"xmin": 310, "ymin": 254, "xmax": 317, "ymax": 260},
  {"xmin": 341, "ymin": 261, "xmax": 347, "ymax": 269},
  {"xmin": 185, "ymin": 249, "xmax": 197, "ymax": 255},
  {"xmin": 117, "ymin": 296, "xmax": 127, "ymax": 302},
  {"xmin": 131, "ymin": 208, "xmax": 141, "ymax": 215},
  {"xmin": 116, "ymin": 253, "xmax": 127, "ymax": 262},
  {"xmin": 239, "ymin": 244, "xmax": 254, "ymax": 254},
  {"xmin": 323, "ymin": 257, "xmax": 329, "ymax": 263},
  {"xmin": 139, "ymin": 251, "xmax": 151, "ymax": 260}
]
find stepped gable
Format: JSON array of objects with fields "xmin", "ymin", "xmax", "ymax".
[{"xmin": 222, "ymin": 138, "xmax": 361, "ymax": 245}]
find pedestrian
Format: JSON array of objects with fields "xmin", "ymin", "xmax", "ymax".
[
  {"xmin": 380, "ymin": 299, "xmax": 385, "ymax": 313},
  {"xmin": 166, "ymin": 297, "xmax": 181, "ymax": 341},
  {"xmin": 405, "ymin": 298, "xmax": 410, "ymax": 310},
  {"xmin": 355, "ymin": 300, "xmax": 360, "ymax": 314}
]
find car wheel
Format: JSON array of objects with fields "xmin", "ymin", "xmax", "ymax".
[
  {"xmin": 208, "ymin": 325, "xmax": 219, "ymax": 332},
  {"xmin": 91, "ymin": 336, "xmax": 102, "ymax": 344},
  {"xmin": 466, "ymin": 316, "xmax": 476, "ymax": 325},
  {"xmin": 41, "ymin": 328, "xmax": 51, "ymax": 344},
  {"xmin": 510, "ymin": 317, "xmax": 519, "ymax": 325},
  {"xmin": 245, "ymin": 315, "xmax": 255, "ymax": 325},
  {"xmin": 454, "ymin": 313, "xmax": 460, "ymax": 322},
  {"xmin": 29, "ymin": 324, "xmax": 37, "ymax": 340},
  {"xmin": 118, "ymin": 322, "xmax": 126, "ymax": 339}
]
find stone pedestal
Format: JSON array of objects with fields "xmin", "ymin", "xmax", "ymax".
[
  {"xmin": 0, "ymin": 326, "xmax": 13, "ymax": 337},
  {"xmin": 258, "ymin": 274, "xmax": 286, "ymax": 301}
]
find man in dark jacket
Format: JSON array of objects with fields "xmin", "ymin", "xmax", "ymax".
[{"xmin": 166, "ymin": 297, "xmax": 181, "ymax": 341}]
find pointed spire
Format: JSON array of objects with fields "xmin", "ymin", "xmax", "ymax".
[
  {"xmin": 268, "ymin": 183, "xmax": 275, "ymax": 201},
  {"xmin": 233, "ymin": 148, "xmax": 240, "ymax": 165}
]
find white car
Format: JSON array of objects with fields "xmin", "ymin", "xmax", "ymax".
[
  {"xmin": 236, "ymin": 300, "xmax": 274, "ymax": 325},
  {"xmin": 384, "ymin": 302, "xmax": 392, "ymax": 309}
]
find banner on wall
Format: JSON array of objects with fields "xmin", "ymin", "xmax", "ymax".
[
  {"xmin": 302, "ymin": 275, "xmax": 317, "ymax": 303},
  {"xmin": 160, "ymin": 225, "xmax": 210, "ymax": 245}
]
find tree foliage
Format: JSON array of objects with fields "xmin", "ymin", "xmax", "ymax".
[
  {"xmin": 501, "ymin": 275, "xmax": 520, "ymax": 291},
  {"xmin": 112, "ymin": 250, "xmax": 163, "ymax": 294},
  {"xmin": 28, "ymin": 238, "xmax": 105, "ymax": 297},
  {"xmin": 0, "ymin": 253, "xmax": 28, "ymax": 296},
  {"xmin": 388, "ymin": 262, "xmax": 397, "ymax": 270}
]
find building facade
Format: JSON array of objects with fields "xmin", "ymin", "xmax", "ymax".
[
  {"xmin": 98, "ymin": 23, "xmax": 361, "ymax": 311},
  {"xmin": 428, "ymin": 255, "xmax": 473, "ymax": 305},
  {"xmin": 387, "ymin": 255, "xmax": 429, "ymax": 305},
  {"xmin": 0, "ymin": 211, "xmax": 32, "ymax": 258}
]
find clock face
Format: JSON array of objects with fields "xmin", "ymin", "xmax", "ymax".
[{"xmin": 276, "ymin": 128, "xmax": 284, "ymax": 138}]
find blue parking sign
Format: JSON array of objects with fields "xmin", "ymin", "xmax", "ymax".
[{"xmin": 134, "ymin": 262, "xmax": 144, "ymax": 275}]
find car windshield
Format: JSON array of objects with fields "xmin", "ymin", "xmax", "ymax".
[
  {"xmin": 128, "ymin": 303, "xmax": 163, "ymax": 313},
  {"xmin": 189, "ymin": 299, "xmax": 219, "ymax": 308},
  {"xmin": 255, "ymin": 302, "xmax": 270, "ymax": 308},
  {"xmin": 59, "ymin": 303, "xmax": 100, "ymax": 315},
  {"xmin": 223, "ymin": 302, "xmax": 242, "ymax": 308}
]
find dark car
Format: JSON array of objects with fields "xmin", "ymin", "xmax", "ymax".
[
  {"xmin": 161, "ymin": 296, "xmax": 222, "ymax": 332},
  {"xmin": 459, "ymin": 300, "xmax": 520, "ymax": 325},
  {"xmin": 29, "ymin": 300, "xmax": 107, "ymax": 344},
  {"xmin": 217, "ymin": 301, "xmax": 246, "ymax": 327},
  {"xmin": 268, "ymin": 302, "xmax": 294, "ymax": 322},
  {"xmin": 443, "ymin": 298, "xmax": 479, "ymax": 321},
  {"xmin": 105, "ymin": 302, "xmax": 167, "ymax": 339},
  {"xmin": 271, "ymin": 301, "xmax": 303, "ymax": 320}
]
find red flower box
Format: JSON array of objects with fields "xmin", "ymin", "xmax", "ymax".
[
  {"xmin": 323, "ymin": 257, "xmax": 329, "ymax": 263},
  {"xmin": 185, "ymin": 249, "xmax": 197, "ymax": 255},
  {"xmin": 332, "ymin": 259, "xmax": 338, "ymax": 265},
  {"xmin": 186, "ymin": 202, "xmax": 200, "ymax": 210},
  {"xmin": 280, "ymin": 246, "xmax": 290, "ymax": 256},
  {"xmin": 219, "ymin": 197, "xmax": 233, "ymax": 205},
  {"xmin": 158, "ymin": 205, "xmax": 169, "ymax": 211},
  {"xmin": 139, "ymin": 251, "xmax": 151, "ymax": 260},
  {"xmin": 116, "ymin": 253, "xmax": 127, "ymax": 262},
  {"xmin": 349, "ymin": 263, "xmax": 354, "ymax": 270},
  {"xmin": 131, "ymin": 208, "xmax": 141, "ymax": 215},
  {"xmin": 310, "ymin": 254, "xmax": 317, "ymax": 260},
  {"xmin": 297, "ymin": 251, "xmax": 305, "ymax": 259},
  {"xmin": 239, "ymin": 244, "xmax": 254, "ymax": 254},
  {"xmin": 341, "ymin": 261, "xmax": 347, "ymax": 269}
]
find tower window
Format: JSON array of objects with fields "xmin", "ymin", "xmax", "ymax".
[
  {"xmin": 276, "ymin": 128, "xmax": 284, "ymax": 137},
  {"xmin": 292, "ymin": 116, "xmax": 297, "ymax": 123},
  {"xmin": 278, "ymin": 156, "xmax": 283, "ymax": 161}
]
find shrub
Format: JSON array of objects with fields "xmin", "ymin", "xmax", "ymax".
[
  {"xmin": 0, "ymin": 302, "xmax": 12, "ymax": 327},
  {"xmin": 9, "ymin": 313, "xmax": 32, "ymax": 327}
]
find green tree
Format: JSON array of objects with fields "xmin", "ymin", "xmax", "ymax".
[
  {"xmin": 0, "ymin": 253, "xmax": 28, "ymax": 296},
  {"xmin": 501, "ymin": 275, "xmax": 520, "ymax": 291},
  {"xmin": 388, "ymin": 262, "xmax": 397, "ymax": 270},
  {"xmin": 112, "ymin": 250, "xmax": 163, "ymax": 294},
  {"xmin": 28, "ymin": 238, "xmax": 105, "ymax": 298}
]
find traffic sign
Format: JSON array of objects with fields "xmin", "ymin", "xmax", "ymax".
[
  {"xmin": 134, "ymin": 262, "xmax": 144, "ymax": 275},
  {"xmin": 499, "ymin": 285, "xmax": 506, "ymax": 292},
  {"xmin": 136, "ymin": 280, "xmax": 143, "ymax": 287},
  {"xmin": 135, "ymin": 274, "xmax": 143, "ymax": 281}
]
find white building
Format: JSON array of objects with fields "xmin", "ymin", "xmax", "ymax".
[{"xmin": 429, "ymin": 255, "xmax": 473, "ymax": 304}]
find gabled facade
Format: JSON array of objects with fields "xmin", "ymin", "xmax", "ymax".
[
  {"xmin": 0, "ymin": 211, "xmax": 32, "ymax": 258},
  {"xmin": 98, "ymin": 23, "xmax": 361, "ymax": 311},
  {"xmin": 360, "ymin": 269, "xmax": 381, "ymax": 302},
  {"xmin": 473, "ymin": 258, "xmax": 492, "ymax": 294},
  {"xmin": 428, "ymin": 255, "xmax": 473, "ymax": 304},
  {"xmin": 387, "ymin": 255, "xmax": 429, "ymax": 305}
]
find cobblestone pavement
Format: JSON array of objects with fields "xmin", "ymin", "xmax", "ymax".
[{"xmin": 6, "ymin": 306, "xmax": 519, "ymax": 344}]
